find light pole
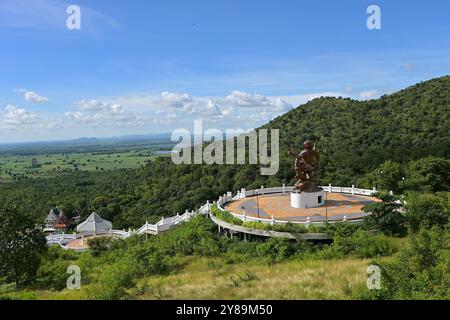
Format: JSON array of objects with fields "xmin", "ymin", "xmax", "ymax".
[{"xmin": 256, "ymin": 190, "xmax": 260, "ymax": 219}]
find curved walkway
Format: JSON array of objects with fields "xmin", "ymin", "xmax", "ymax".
[{"xmin": 47, "ymin": 185, "xmax": 378, "ymax": 248}]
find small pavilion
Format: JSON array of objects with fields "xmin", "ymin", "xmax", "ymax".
[{"xmin": 76, "ymin": 212, "xmax": 112, "ymax": 234}]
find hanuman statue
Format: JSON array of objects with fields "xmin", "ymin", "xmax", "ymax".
[{"xmin": 288, "ymin": 140, "xmax": 320, "ymax": 193}]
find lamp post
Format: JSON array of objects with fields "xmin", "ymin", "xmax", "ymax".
[{"xmin": 256, "ymin": 190, "xmax": 260, "ymax": 219}]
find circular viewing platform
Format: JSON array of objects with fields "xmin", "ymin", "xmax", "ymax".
[{"xmin": 225, "ymin": 192, "xmax": 380, "ymax": 222}]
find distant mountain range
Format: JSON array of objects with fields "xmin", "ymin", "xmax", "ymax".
[{"xmin": 0, "ymin": 133, "xmax": 172, "ymax": 148}]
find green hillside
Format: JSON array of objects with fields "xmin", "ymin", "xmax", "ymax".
[
  {"xmin": 263, "ymin": 75, "xmax": 449, "ymax": 185},
  {"xmin": 1, "ymin": 77, "xmax": 449, "ymax": 301},
  {"xmin": 0, "ymin": 76, "xmax": 448, "ymax": 228}
]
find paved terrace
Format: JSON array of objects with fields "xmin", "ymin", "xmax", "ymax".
[{"xmin": 225, "ymin": 193, "xmax": 380, "ymax": 222}]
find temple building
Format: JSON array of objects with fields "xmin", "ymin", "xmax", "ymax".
[
  {"xmin": 76, "ymin": 212, "xmax": 112, "ymax": 234},
  {"xmin": 44, "ymin": 207, "xmax": 61, "ymax": 228}
]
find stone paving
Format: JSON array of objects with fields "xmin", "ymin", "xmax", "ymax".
[{"xmin": 225, "ymin": 193, "xmax": 380, "ymax": 222}]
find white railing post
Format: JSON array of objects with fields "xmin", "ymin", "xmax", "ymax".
[
  {"xmin": 243, "ymin": 211, "xmax": 247, "ymax": 222},
  {"xmin": 282, "ymin": 184, "xmax": 286, "ymax": 194},
  {"xmin": 306, "ymin": 216, "xmax": 311, "ymax": 229},
  {"xmin": 351, "ymin": 185, "xmax": 355, "ymax": 195},
  {"xmin": 343, "ymin": 216, "xmax": 347, "ymax": 222},
  {"xmin": 261, "ymin": 186, "xmax": 264, "ymax": 195},
  {"xmin": 329, "ymin": 183, "xmax": 332, "ymax": 193},
  {"xmin": 271, "ymin": 215, "xmax": 275, "ymax": 226}
]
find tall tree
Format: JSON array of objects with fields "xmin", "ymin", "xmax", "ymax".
[{"xmin": 0, "ymin": 206, "xmax": 47, "ymax": 287}]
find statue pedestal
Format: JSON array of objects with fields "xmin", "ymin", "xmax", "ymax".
[{"xmin": 291, "ymin": 189, "xmax": 325, "ymax": 209}]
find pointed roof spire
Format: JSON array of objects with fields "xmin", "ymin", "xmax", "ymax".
[{"xmin": 76, "ymin": 212, "xmax": 112, "ymax": 233}]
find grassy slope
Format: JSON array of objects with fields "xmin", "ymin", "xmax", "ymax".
[
  {"xmin": 134, "ymin": 257, "xmax": 370, "ymax": 300},
  {"xmin": 1, "ymin": 256, "xmax": 390, "ymax": 300}
]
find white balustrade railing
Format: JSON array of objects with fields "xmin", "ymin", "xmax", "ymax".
[
  {"xmin": 47, "ymin": 185, "xmax": 375, "ymax": 248},
  {"xmin": 216, "ymin": 185, "xmax": 376, "ymax": 226}
]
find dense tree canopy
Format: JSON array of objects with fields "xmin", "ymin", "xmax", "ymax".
[
  {"xmin": 0, "ymin": 207, "xmax": 47, "ymax": 287},
  {"xmin": 0, "ymin": 76, "xmax": 448, "ymax": 229}
]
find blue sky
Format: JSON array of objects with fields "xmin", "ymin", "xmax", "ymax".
[{"xmin": 0, "ymin": 0, "xmax": 449, "ymax": 143}]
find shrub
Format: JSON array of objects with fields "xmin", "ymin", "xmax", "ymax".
[
  {"xmin": 271, "ymin": 223, "xmax": 308, "ymax": 233},
  {"xmin": 211, "ymin": 205, "xmax": 243, "ymax": 226},
  {"xmin": 256, "ymin": 238, "xmax": 294, "ymax": 262},
  {"xmin": 323, "ymin": 222, "xmax": 362, "ymax": 237},
  {"xmin": 36, "ymin": 246, "xmax": 81, "ymax": 290},
  {"xmin": 404, "ymin": 193, "xmax": 449, "ymax": 233},
  {"xmin": 87, "ymin": 236, "xmax": 116, "ymax": 257},
  {"xmin": 243, "ymin": 221, "xmax": 270, "ymax": 230},
  {"xmin": 141, "ymin": 249, "xmax": 178, "ymax": 275},
  {"xmin": 87, "ymin": 261, "xmax": 137, "ymax": 300},
  {"xmin": 220, "ymin": 237, "xmax": 260, "ymax": 256},
  {"xmin": 352, "ymin": 227, "xmax": 450, "ymax": 300},
  {"xmin": 352, "ymin": 230, "xmax": 394, "ymax": 258},
  {"xmin": 152, "ymin": 215, "xmax": 220, "ymax": 257},
  {"xmin": 333, "ymin": 230, "xmax": 394, "ymax": 258},
  {"xmin": 363, "ymin": 193, "xmax": 407, "ymax": 236}
]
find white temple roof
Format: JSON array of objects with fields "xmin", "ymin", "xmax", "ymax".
[{"xmin": 76, "ymin": 212, "xmax": 112, "ymax": 233}]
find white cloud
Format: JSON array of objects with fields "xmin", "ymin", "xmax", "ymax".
[
  {"xmin": 66, "ymin": 99, "xmax": 137, "ymax": 126},
  {"xmin": 160, "ymin": 92, "xmax": 194, "ymax": 111},
  {"xmin": 0, "ymin": 104, "xmax": 38, "ymax": 128},
  {"xmin": 40, "ymin": 119, "xmax": 64, "ymax": 130},
  {"xmin": 225, "ymin": 90, "xmax": 272, "ymax": 107},
  {"xmin": 44, "ymin": 90, "xmax": 344, "ymax": 137},
  {"xmin": 76, "ymin": 99, "xmax": 124, "ymax": 113},
  {"xmin": 273, "ymin": 98, "xmax": 291, "ymax": 112},
  {"xmin": 359, "ymin": 90, "xmax": 378, "ymax": 100},
  {"xmin": 188, "ymin": 100, "xmax": 222, "ymax": 117},
  {"xmin": 24, "ymin": 90, "xmax": 49, "ymax": 103}
]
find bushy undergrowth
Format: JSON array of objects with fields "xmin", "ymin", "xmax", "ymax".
[
  {"xmin": 212, "ymin": 204, "xmax": 309, "ymax": 233},
  {"xmin": 211, "ymin": 205, "xmax": 243, "ymax": 226},
  {"xmin": 4, "ymin": 215, "xmax": 409, "ymax": 299},
  {"xmin": 36, "ymin": 246, "xmax": 79, "ymax": 290},
  {"xmin": 352, "ymin": 227, "xmax": 449, "ymax": 300},
  {"xmin": 333, "ymin": 230, "xmax": 394, "ymax": 259},
  {"xmin": 33, "ymin": 191, "xmax": 442, "ymax": 299}
]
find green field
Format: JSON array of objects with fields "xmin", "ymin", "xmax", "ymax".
[{"xmin": 0, "ymin": 150, "xmax": 165, "ymax": 182}]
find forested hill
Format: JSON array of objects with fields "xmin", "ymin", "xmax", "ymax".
[
  {"xmin": 0, "ymin": 76, "xmax": 448, "ymax": 228},
  {"xmin": 261, "ymin": 75, "xmax": 449, "ymax": 184}
]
